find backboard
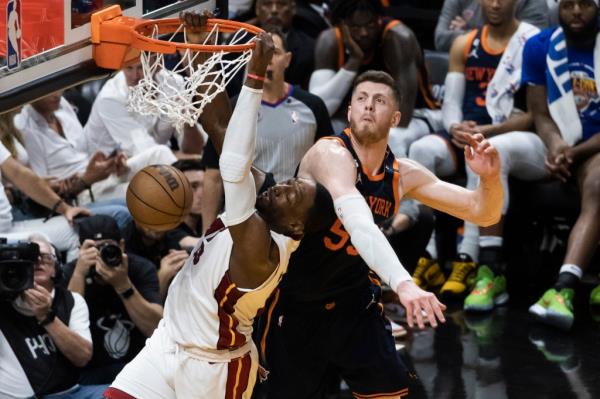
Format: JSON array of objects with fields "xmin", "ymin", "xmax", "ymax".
[{"xmin": 0, "ymin": 0, "xmax": 227, "ymax": 113}]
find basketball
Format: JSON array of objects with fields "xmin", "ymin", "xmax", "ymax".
[{"xmin": 126, "ymin": 164, "xmax": 193, "ymax": 232}]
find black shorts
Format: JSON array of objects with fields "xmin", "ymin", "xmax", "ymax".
[{"xmin": 257, "ymin": 285, "xmax": 417, "ymax": 399}]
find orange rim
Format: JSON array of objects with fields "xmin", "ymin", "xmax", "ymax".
[{"xmin": 131, "ymin": 18, "xmax": 264, "ymax": 53}]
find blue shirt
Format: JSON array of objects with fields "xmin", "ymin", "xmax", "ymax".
[{"xmin": 522, "ymin": 28, "xmax": 600, "ymax": 141}]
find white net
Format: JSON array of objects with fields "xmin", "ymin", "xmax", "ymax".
[{"xmin": 128, "ymin": 22, "xmax": 255, "ymax": 132}]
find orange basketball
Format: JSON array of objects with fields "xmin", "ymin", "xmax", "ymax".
[{"xmin": 126, "ymin": 165, "xmax": 193, "ymax": 232}]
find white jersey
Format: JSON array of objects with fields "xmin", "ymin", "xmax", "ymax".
[{"xmin": 164, "ymin": 217, "xmax": 299, "ymax": 353}]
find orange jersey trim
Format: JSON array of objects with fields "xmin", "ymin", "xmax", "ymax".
[
  {"xmin": 260, "ymin": 289, "xmax": 280, "ymax": 364},
  {"xmin": 335, "ymin": 27, "xmax": 345, "ymax": 69},
  {"xmin": 481, "ymin": 25, "xmax": 506, "ymax": 56},
  {"xmin": 353, "ymin": 388, "xmax": 409, "ymax": 398},
  {"xmin": 392, "ymin": 158, "xmax": 400, "ymax": 215}
]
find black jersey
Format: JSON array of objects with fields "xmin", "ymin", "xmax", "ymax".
[
  {"xmin": 279, "ymin": 129, "xmax": 401, "ymax": 303},
  {"xmin": 462, "ymin": 26, "xmax": 504, "ymax": 124}
]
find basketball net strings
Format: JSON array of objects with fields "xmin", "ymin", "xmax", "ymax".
[{"xmin": 128, "ymin": 22, "xmax": 254, "ymax": 132}]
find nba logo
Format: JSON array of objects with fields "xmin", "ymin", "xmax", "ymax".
[{"xmin": 6, "ymin": 0, "xmax": 22, "ymax": 70}]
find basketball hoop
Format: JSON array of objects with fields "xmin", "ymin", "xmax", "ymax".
[{"xmin": 91, "ymin": 5, "xmax": 262, "ymax": 131}]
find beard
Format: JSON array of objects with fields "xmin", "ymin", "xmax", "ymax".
[
  {"xmin": 349, "ymin": 118, "xmax": 387, "ymax": 145},
  {"xmin": 560, "ymin": 12, "xmax": 599, "ymax": 45}
]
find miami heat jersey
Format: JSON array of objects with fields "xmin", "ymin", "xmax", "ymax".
[
  {"xmin": 164, "ymin": 218, "xmax": 299, "ymax": 352},
  {"xmin": 462, "ymin": 25, "xmax": 504, "ymax": 124},
  {"xmin": 279, "ymin": 129, "xmax": 401, "ymax": 303}
]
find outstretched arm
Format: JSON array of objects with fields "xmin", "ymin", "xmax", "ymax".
[
  {"xmin": 404, "ymin": 134, "xmax": 503, "ymax": 226},
  {"xmin": 298, "ymin": 141, "xmax": 446, "ymax": 329}
]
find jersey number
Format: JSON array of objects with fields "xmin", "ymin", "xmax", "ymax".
[{"xmin": 323, "ymin": 220, "xmax": 358, "ymax": 256}]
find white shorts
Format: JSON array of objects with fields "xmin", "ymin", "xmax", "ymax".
[{"xmin": 105, "ymin": 323, "xmax": 258, "ymax": 399}]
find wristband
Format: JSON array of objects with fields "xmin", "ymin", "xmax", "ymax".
[
  {"xmin": 247, "ymin": 73, "xmax": 265, "ymax": 82},
  {"xmin": 119, "ymin": 286, "xmax": 135, "ymax": 300},
  {"xmin": 38, "ymin": 310, "xmax": 56, "ymax": 327},
  {"xmin": 44, "ymin": 199, "xmax": 65, "ymax": 222}
]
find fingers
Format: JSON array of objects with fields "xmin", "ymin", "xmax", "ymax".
[
  {"xmin": 414, "ymin": 303, "xmax": 425, "ymax": 329},
  {"xmin": 422, "ymin": 300, "xmax": 437, "ymax": 328},
  {"xmin": 405, "ymin": 302, "xmax": 414, "ymax": 328}
]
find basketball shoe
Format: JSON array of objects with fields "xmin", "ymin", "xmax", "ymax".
[
  {"xmin": 464, "ymin": 266, "xmax": 508, "ymax": 312},
  {"xmin": 412, "ymin": 257, "xmax": 446, "ymax": 291},
  {"xmin": 529, "ymin": 288, "xmax": 574, "ymax": 331},
  {"xmin": 589, "ymin": 284, "xmax": 600, "ymax": 307},
  {"xmin": 440, "ymin": 254, "xmax": 477, "ymax": 298}
]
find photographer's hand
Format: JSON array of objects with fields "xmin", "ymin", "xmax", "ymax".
[
  {"xmin": 95, "ymin": 253, "xmax": 132, "ymax": 294},
  {"xmin": 158, "ymin": 250, "xmax": 189, "ymax": 300},
  {"xmin": 23, "ymin": 283, "xmax": 52, "ymax": 322},
  {"xmin": 68, "ymin": 240, "xmax": 98, "ymax": 296}
]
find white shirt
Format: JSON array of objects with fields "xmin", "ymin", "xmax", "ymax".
[
  {"xmin": 0, "ymin": 291, "xmax": 91, "ymax": 398},
  {"xmin": 0, "ymin": 143, "xmax": 13, "ymax": 231},
  {"xmin": 13, "ymin": 98, "xmax": 89, "ymax": 180},
  {"xmin": 84, "ymin": 71, "xmax": 178, "ymax": 157}
]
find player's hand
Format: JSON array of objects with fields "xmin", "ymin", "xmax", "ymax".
[
  {"xmin": 23, "ymin": 283, "xmax": 53, "ymax": 322},
  {"xmin": 449, "ymin": 15, "xmax": 467, "ymax": 31},
  {"xmin": 114, "ymin": 152, "xmax": 130, "ymax": 178},
  {"xmin": 75, "ymin": 240, "xmax": 98, "ymax": 276},
  {"xmin": 545, "ymin": 139, "xmax": 572, "ymax": 182},
  {"xmin": 464, "ymin": 133, "xmax": 500, "ymax": 179},
  {"xmin": 396, "ymin": 280, "xmax": 446, "ymax": 329},
  {"xmin": 247, "ymin": 32, "xmax": 275, "ymax": 79},
  {"xmin": 341, "ymin": 23, "xmax": 365, "ymax": 71},
  {"xmin": 181, "ymin": 10, "xmax": 214, "ymax": 45},
  {"xmin": 380, "ymin": 213, "xmax": 411, "ymax": 237}
]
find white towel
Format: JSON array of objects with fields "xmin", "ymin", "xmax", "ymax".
[
  {"xmin": 545, "ymin": 27, "xmax": 600, "ymax": 145},
  {"xmin": 486, "ymin": 22, "xmax": 540, "ymax": 124}
]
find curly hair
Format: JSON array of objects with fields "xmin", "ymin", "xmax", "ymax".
[{"xmin": 330, "ymin": 0, "xmax": 384, "ymax": 25}]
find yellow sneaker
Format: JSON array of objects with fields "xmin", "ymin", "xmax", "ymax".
[
  {"xmin": 412, "ymin": 257, "xmax": 446, "ymax": 290},
  {"xmin": 440, "ymin": 255, "xmax": 477, "ymax": 298}
]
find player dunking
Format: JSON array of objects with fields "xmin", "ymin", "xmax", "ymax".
[
  {"xmin": 104, "ymin": 32, "xmax": 328, "ymax": 399},
  {"xmin": 259, "ymin": 70, "xmax": 503, "ymax": 398}
]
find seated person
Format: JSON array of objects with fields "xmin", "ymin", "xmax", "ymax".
[
  {"xmin": 64, "ymin": 215, "xmax": 163, "ymax": 384},
  {"xmin": 524, "ymin": 0, "xmax": 600, "ymax": 331},
  {"xmin": 83, "ymin": 61, "xmax": 205, "ymax": 158},
  {"xmin": 0, "ymin": 234, "xmax": 106, "ymax": 398},
  {"xmin": 14, "ymin": 91, "xmax": 177, "ymax": 205},
  {"xmin": 409, "ymin": 0, "xmax": 543, "ymax": 307},
  {"xmin": 0, "ymin": 141, "xmax": 88, "ymax": 260},
  {"xmin": 309, "ymin": 0, "xmax": 442, "ymax": 157},
  {"xmin": 434, "ymin": 0, "xmax": 549, "ymax": 51}
]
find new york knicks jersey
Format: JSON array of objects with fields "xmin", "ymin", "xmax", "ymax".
[
  {"xmin": 462, "ymin": 25, "xmax": 504, "ymax": 124},
  {"xmin": 164, "ymin": 218, "xmax": 299, "ymax": 352},
  {"xmin": 279, "ymin": 129, "xmax": 401, "ymax": 303}
]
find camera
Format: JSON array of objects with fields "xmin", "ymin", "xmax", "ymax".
[
  {"xmin": 97, "ymin": 242, "xmax": 122, "ymax": 267},
  {"xmin": 0, "ymin": 238, "xmax": 40, "ymax": 300}
]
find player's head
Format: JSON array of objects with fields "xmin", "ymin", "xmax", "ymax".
[
  {"xmin": 331, "ymin": 0, "xmax": 383, "ymax": 52},
  {"xmin": 31, "ymin": 90, "xmax": 63, "ymax": 114},
  {"xmin": 480, "ymin": 0, "xmax": 518, "ymax": 27},
  {"xmin": 559, "ymin": 0, "xmax": 599, "ymax": 41},
  {"xmin": 348, "ymin": 70, "xmax": 401, "ymax": 144},
  {"xmin": 256, "ymin": 178, "xmax": 332, "ymax": 240},
  {"xmin": 264, "ymin": 27, "xmax": 292, "ymax": 84},
  {"xmin": 256, "ymin": 0, "xmax": 296, "ymax": 31},
  {"xmin": 173, "ymin": 159, "xmax": 205, "ymax": 216},
  {"xmin": 123, "ymin": 61, "xmax": 144, "ymax": 87}
]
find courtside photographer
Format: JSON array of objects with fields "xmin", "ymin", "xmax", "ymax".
[{"xmin": 0, "ymin": 234, "xmax": 102, "ymax": 398}]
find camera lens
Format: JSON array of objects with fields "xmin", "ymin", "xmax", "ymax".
[
  {"xmin": 0, "ymin": 266, "xmax": 27, "ymax": 290},
  {"xmin": 99, "ymin": 243, "xmax": 122, "ymax": 267}
]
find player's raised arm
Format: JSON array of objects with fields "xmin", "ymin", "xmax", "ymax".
[
  {"xmin": 403, "ymin": 133, "xmax": 503, "ymax": 227},
  {"xmin": 298, "ymin": 141, "xmax": 446, "ymax": 329}
]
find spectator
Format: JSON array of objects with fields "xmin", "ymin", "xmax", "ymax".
[
  {"xmin": 310, "ymin": 0, "xmax": 442, "ymax": 156},
  {"xmin": 293, "ymin": 0, "xmax": 331, "ymax": 39},
  {"xmin": 64, "ymin": 215, "xmax": 163, "ymax": 384},
  {"xmin": 0, "ymin": 140, "xmax": 88, "ymax": 260},
  {"xmin": 434, "ymin": 0, "xmax": 548, "ymax": 52},
  {"xmin": 83, "ymin": 62, "xmax": 205, "ymax": 158},
  {"xmin": 524, "ymin": 0, "xmax": 600, "ymax": 331},
  {"xmin": 0, "ymin": 235, "xmax": 105, "ymax": 398},
  {"xmin": 202, "ymin": 28, "xmax": 334, "ymax": 229},
  {"xmin": 255, "ymin": 0, "xmax": 316, "ymax": 89},
  {"xmin": 409, "ymin": 0, "xmax": 542, "ymax": 304},
  {"xmin": 166, "ymin": 159, "xmax": 206, "ymax": 249},
  {"xmin": 14, "ymin": 91, "xmax": 176, "ymax": 207}
]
